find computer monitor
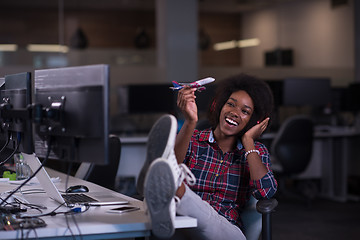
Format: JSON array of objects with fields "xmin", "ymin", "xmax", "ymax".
[
  {"xmin": 265, "ymin": 80, "xmax": 283, "ymax": 108},
  {"xmin": 128, "ymin": 84, "xmax": 176, "ymax": 114},
  {"xmin": 195, "ymin": 82, "xmax": 217, "ymax": 114},
  {"xmin": 0, "ymin": 77, "xmax": 9, "ymax": 159},
  {"xmin": 33, "ymin": 64, "xmax": 110, "ymax": 165},
  {"xmin": 344, "ymin": 82, "xmax": 360, "ymax": 112},
  {"xmin": 0, "ymin": 72, "xmax": 33, "ymax": 154},
  {"xmin": 0, "ymin": 77, "xmax": 6, "ymax": 142},
  {"xmin": 282, "ymin": 77, "xmax": 331, "ymax": 107}
]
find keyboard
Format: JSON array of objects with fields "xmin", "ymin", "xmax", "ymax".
[{"xmin": 61, "ymin": 193, "xmax": 98, "ymax": 205}]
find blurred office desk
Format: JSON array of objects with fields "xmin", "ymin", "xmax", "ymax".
[
  {"xmin": 314, "ymin": 126, "xmax": 360, "ymax": 202},
  {"xmin": 262, "ymin": 126, "xmax": 360, "ymax": 202},
  {"xmin": 0, "ymin": 168, "xmax": 197, "ymax": 240}
]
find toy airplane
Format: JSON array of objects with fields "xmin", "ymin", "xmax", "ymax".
[{"xmin": 169, "ymin": 77, "xmax": 215, "ymax": 92}]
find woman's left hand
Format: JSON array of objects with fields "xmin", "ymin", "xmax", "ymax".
[{"xmin": 242, "ymin": 117, "xmax": 270, "ymax": 141}]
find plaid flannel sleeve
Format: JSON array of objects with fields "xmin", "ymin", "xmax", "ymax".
[{"xmin": 249, "ymin": 142, "xmax": 278, "ymax": 199}]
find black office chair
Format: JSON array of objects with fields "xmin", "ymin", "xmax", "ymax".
[
  {"xmin": 75, "ymin": 134, "xmax": 121, "ymax": 190},
  {"xmin": 271, "ymin": 115, "xmax": 316, "ymax": 203}
]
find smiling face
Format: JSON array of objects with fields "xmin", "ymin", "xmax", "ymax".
[{"xmin": 215, "ymin": 90, "xmax": 254, "ymax": 138}]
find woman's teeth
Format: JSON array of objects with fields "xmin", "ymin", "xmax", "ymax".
[{"xmin": 226, "ymin": 117, "xmax": 238, "ymax": 126}]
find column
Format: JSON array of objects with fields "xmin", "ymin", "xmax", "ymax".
[{"xmin": 156, "ymin": 0, "xmax": 198, "ymax": 83}]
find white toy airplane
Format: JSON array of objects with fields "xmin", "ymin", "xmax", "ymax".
[{"xmin": 169, "ymin": 77, "xmax": 215, "ymax": 92}]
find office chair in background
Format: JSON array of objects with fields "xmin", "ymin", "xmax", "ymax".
[
  {"xmin": 270, "ymin": 115, "xmax": 316, "ymax": 204},
  {"xmin": 75, "ymin": 134, "xmax": 121, "ymax": 190}
]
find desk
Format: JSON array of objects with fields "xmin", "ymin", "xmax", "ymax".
[
  {"xmin": 314, "ymin": 127, "xmax": 360, "ymax": 202},
  {"xmin": 0, "ymin": 168, "xmax": 197, "ymax": 239},
  {"xmin": 262, "ymin": 126, "xmax": 360, "ymax": 202}
]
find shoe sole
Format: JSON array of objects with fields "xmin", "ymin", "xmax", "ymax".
[
  {"xmin": 144, "ymin": 159, "xmax": 176, "ymax": 239},
  {"xmin": 137, "ymin": 114, "xmax": 177, "ymax": 196}
]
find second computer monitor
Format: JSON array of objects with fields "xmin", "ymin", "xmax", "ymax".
[
  {"xmin": 283, "ymin": 77, "xmax": 331, "ymax": 107},
  {"xmin": 33, "ymin": 64, "xmax": 110, "ymax": 165}
]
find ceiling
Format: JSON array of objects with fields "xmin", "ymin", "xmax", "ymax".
[{"xmin": 0, "ymin": 0, "xmax": 293, "ymax": 13}]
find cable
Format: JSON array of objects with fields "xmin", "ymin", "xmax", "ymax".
[
  {"xmin": 63, "ymin": 151, "xmax": 83, "ymax": 240},
  {"xmin": 0, "ymin": 132, "xmax": 21, "ymax": 166},
  {"xmin": 13, "ymin": 198, "xmax": 44, "ymax": 214},
  {"xmin": 20, "ymin": 202, "xmax": 66, "ymax": 218},
  {"xmin": 0, "ymin": 136, "xmax": 52, "ymax": 206},
  {"xmin": 0, "ymin": 133, "xmax": 10, "ymax": 154}
]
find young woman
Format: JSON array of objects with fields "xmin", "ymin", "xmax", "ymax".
[{"xmin": 173, "ymin": 73, "xmax": 278, "ymax": 239}]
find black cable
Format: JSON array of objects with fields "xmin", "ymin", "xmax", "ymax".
[
  {"xmin": 64, "ymin": 213, "xmax": 76, "ymax": 240},
  {"xmin": 24, "ymin": 226, "xmax": 39, "ymax": 240},
  {"xmin": 20, "ymin": 226, "xmax": 24, "ymax": 240},
  {"xmin": 0, "ymin": 132, "xmax": 21, "ymax": 166},
  {"xmin": 13, "ymin": 197, "xmax": 44, "ymax": 213},
  {"xmin": 20, "ymin": 202, "xmax": 67, "ymax": 219},
  {"xmin": 69, "ymin": 211, "xmax": 83, "ymax": 240},
  {"xmin": 0, "ymin": 196, "xmax": 11, "ymax": 206},
  {"xmin": 0, "ymin": 136, "xmax": 52, "ymax": 206},
  {"xmin": 0, "ymin": 133, "xmax": 10, "ymax": 153},
  {"xmin": 64, "ymin": 152, "xmax": 83, "ymax": 240}
]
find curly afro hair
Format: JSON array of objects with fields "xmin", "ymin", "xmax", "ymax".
[{"xmin": 207, "ymin": 73, "xmax": 274, "ymax": 137}]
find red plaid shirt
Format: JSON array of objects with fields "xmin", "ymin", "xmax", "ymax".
[{"xmin": 183, "ymin": 128, "xmax": 277, "ymax": 228}]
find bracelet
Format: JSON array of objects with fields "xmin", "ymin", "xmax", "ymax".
[{"xmin": 244, "ymin": 149, "xmax": 260, "ymax": 159}]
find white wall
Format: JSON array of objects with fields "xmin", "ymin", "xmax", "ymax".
[{"xmin": 241, "ymin": 0, "xmax": 354, "ymax": 76}]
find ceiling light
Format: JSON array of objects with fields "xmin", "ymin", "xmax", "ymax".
[
  {"xmin": 213, "ymin": 40, "xmax": 238, "ymax": 51},
  {"xmin": 27, "ymin": 44, "xmax": 69, "ymax": 53},
  {"xmin": 238, "ymin": 38, "xmax": 260, "ymax": 48},
  {"xmin": 0, "ymin": 44, "xmax": 18, "ymax": 52},
  {"xmin": 213, "ymin": 38, "xmax": 260, "ymax": 51}
]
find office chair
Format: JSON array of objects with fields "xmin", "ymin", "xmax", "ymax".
[
  {"xmin": 270, "ymin": 115, "xmax": 315, "ymax": 203},
  {"xmin": 75, "ymin": 134, "xmax": 121, "ymax": 190},
  {"xmin": 242, "ymin": 196, "xmax": 278, "ymax": 240}
]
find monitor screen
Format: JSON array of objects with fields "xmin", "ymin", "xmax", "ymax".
[
  {"xmin": 0, "ymin": 72, "xmax": 33, "ymax": 154},
  {"xmin": 33, "ymin": 64, "xmax": 110, "ymax": 165},
  {"xmin": 128, "ymin": 84, "xmax": 176, "ymax": 114},
  {"xmin": 344, "ymin": 82, "xmax": 360, "ymax": 112},
  {"xmin": 265, "ymin": 80, "xmax": 283, "ymax": 108},
  {"xmin": 195, "ymin": 82, "xmax": 217, "ymax": 114},
  {"xmin": 282, "ymin": 77, "xmax": 331, "ymax": 107}
]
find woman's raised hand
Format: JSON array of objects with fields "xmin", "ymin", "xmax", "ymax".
[
  {"xmin": 177, "ymin": 87, "xmax": 198, "ymax": 123},
  {"xmin": 243, "ymin": 117, "xmax": 270, "ymax": 141}
]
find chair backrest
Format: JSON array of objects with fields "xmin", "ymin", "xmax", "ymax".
[
  {"xmin": 271, "ymin": 115, "xmax": 314, "ymax": 174},
  {"xmin": 242, "ymin": 195, "xmax": 262, "ymax": 240},
  {"xmin": 75, "ymin": 134, "xmax": 121, "ymax": 190}
]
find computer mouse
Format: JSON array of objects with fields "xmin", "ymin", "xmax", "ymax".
[{"xmin": 66, "ymin": 185, "xmax": 89, "ymax": 193}]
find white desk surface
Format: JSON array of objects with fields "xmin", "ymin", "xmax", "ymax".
[{"xmin": 0, "ymin": 168, "xmax": 197, "ymax": 239}]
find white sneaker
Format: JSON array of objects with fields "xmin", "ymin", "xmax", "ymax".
[
  {"xmin": 137, "ymin": 114, "xmax": 178, "ymax": 197},
  {"xmin": 144, "ymin": 158, "xmax": 195, "ymax": 239},
  {"xmin": 144, "ymin": 158, "xmax": 176, "ymax": 239}
]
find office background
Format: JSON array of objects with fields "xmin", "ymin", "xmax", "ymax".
[
  {"xmin": 0, "ymin": 0, "xmax": 358, "ymax": 130},
  {"xmin": 1, "ymin": 0, "xmax": 360, "ymax": 239}
]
